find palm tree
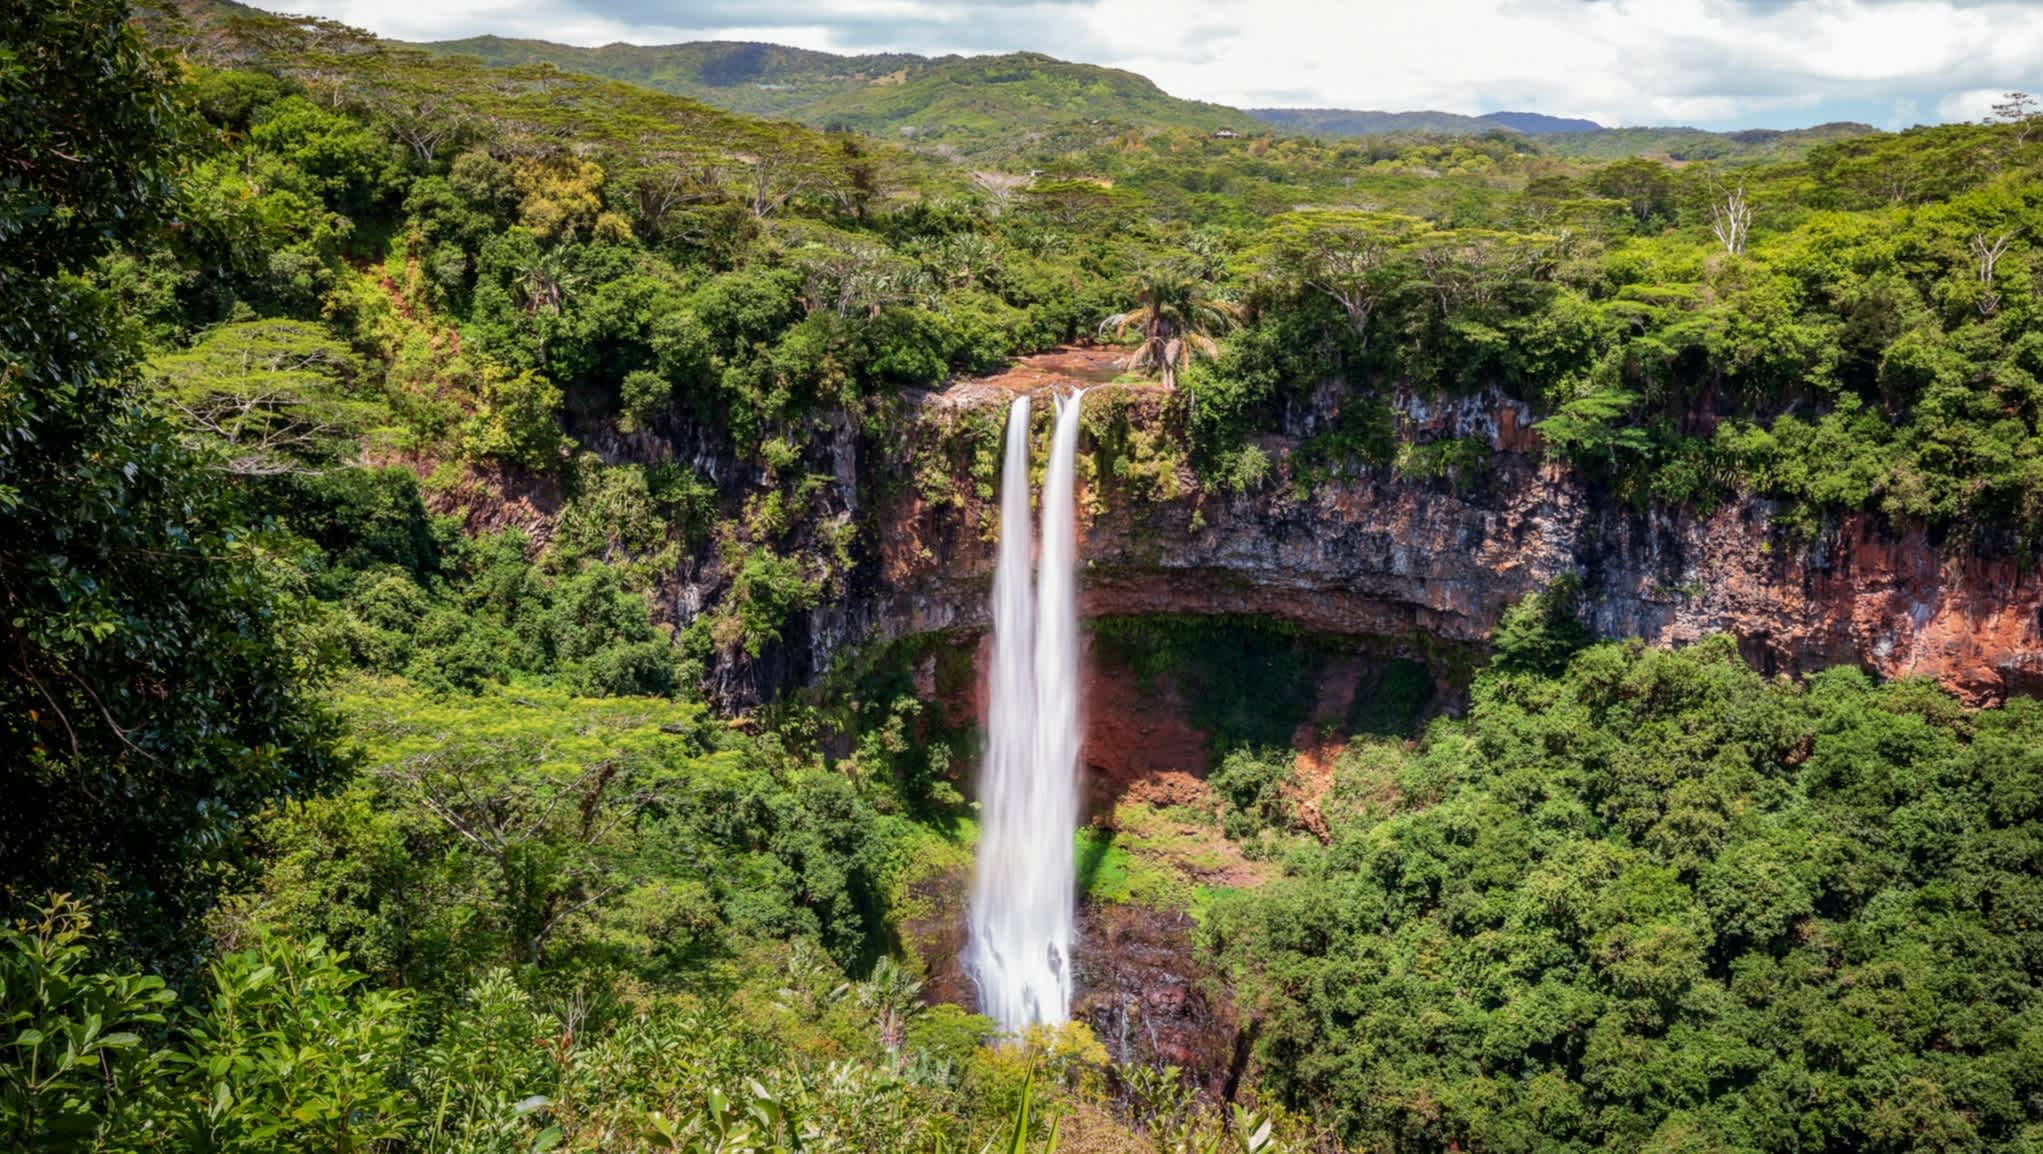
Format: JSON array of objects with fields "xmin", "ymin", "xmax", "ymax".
[
  {"xmin": 1101, "ymin": 265, "xmax": 1245, "ymax": 395},
  {"xmin": 852, "ymin": 955, "xmax": 924, "ymax": 1062},
  {"xmin": 514, "ymin": 246, "xmax": 580, "ymax": 315}
]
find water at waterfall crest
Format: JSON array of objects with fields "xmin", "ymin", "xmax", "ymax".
[{"xmin": 969, "ymin": 389, "xmax": 1084, "ymax": 1034}]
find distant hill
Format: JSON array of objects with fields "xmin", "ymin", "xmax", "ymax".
[
  {"xmin": 423, "ymin": 37, "xmax": 917, "ymax": 118},
  {"xmin": 1247, "ymin": 107, "xmax": 1498, "ymax": 136},
  {"xmin": 1537, "ymin": 121, "xmax": 1882, "ymax": 162},
  {"xmin": 1249, "ymin": 108, "xmax": 1606, "ymax": 136},
  {"xmin": 1478, "ymin": 111, "xmax": 1602, "ymax": 135},
  {"xmin": 1250, "ymin": 105, "xmax": 1878, "ymax": 162},
  {"xmin": 424, "ymin": 37, "xmax": 1249, "ymax": 154},
  {"xmin": 423, "ymin": 35, "xmax": 1880, "ymax": 163}
]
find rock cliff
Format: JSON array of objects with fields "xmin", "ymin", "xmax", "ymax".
[{"xmin": 753, "ymin": 364, "xmax": 2043, "ymax": 711}]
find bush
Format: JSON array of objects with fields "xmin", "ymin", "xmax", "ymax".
[
  {"xmin": 862, "ymin": 306, "xmax": 954, "ymax": 385},
  {"xmin": 722, "ymin": 549, "xmax": 823, "ymax": 658},
  {"xmin": 1490, "ymin": 577, "xmax": 1590, "ymax": 674},
  {"xmin": 617, "ymin": 367, "xmax": 672, "ymax": 432},
  {"xmin": 0, "ymin": 898, "xmax": 172, "ymax": 1151},
  {"xmin": 1213, "ymin": 443, "xmax": 1272, "ymax": 493},
  {"xmin": 407, "ymin": 606, "xmax": 514, "ymax": 692},
  {"xmin": 463, "ymin": 364, "xmax": 564, "ymax": 468},
  {"xmin": 163, "ymin": 936, "xmax": 413, "ymax": 1153},
  {"xmin": 1209, "ymin": 746, "xmax": 1294, "ymax": 842},
  {"xmin": 577, "ymin": 638, "xmax": 682, "ymax": 698}
]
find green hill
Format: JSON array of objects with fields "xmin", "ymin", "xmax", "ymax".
[
  {"xmin": 1538, "ymin": 120, "xmax": 1883, "ymax": 161},
  {"xmin": 424, "ymin": 38, "xmax": 1251, "ymax": 155},
  {"xmin": 423, "ymin": 36, "xmax": 918, "ymax": 118},
  {"xmin": 1253, "ymin": 104, "xmax": 1880, "ymax": 162}
]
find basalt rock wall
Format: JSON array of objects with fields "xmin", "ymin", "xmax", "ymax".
[{"xmin": 700, "ymin": 371, "xmax": 2043, "ymax": 709}]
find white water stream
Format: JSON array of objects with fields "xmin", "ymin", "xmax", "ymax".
[{"xmin": 968, "ymin": 389, "xmax": 1085, "ymax": 1033}]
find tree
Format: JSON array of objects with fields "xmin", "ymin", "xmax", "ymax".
[
  {"xmin": 1102, "ymin": 264, "xmax": 1245, "ymax": 395},
  {"xmin": 1709, "ymin": 179, "xmax": 1752, "ymax": 256},
  {"xmin": 737, "ymin": 130, "xmax": 830, "ymax": 219},
  {"xmin": 0, "ymin": 0, "xmax": 343, "ymax": 955},
  {"xmin": 1256, "ymin": 210, "xmax": 1426, "ymax": 348},
  {"xmin": 389, "ymin": 739, "xmax": 640, "ymax": 966},
  {"xmin": 150, "ymin": 319, "xmax": 372, "ymax": 474},
  {"xmin": 513, "ymin": 243, "xmax": 581, "ymax": 315},
  {"xmin": 796, "ymin": 241, "xmax": 924, "ymax": 320},
  {"xmin": 852, "ymin": 955, "xmax": 925, "ymax": 1064},
  {"xmin": 1989, "ymin": 90, "xmax": 2039, "ymax": 145},
  {"xmin": 617, "ymin": 145, "xmax": 721, "ymax": 240},
  {"xmin": 0, "ymin": 0, "xmax": 179, "ymax": 277},
  {"xmin": 1970, "ymin": 229, "xmax": 2015, "ymax": 316},
  {"xmin": 1589, "ymin": 158, "xmax": 1676, "ymax": 226},
  {"xmin": 359, "ymin": 54, "xmax": 478, "ymax": 164},
  {"xmin": 1413, "ymin": 228, "xmax": 1554, "ymax": 317}
]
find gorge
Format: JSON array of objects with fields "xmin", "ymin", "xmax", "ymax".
[{"xmin": 15, "ymin": 3, "xmax": 2043, "ymax": 1149}]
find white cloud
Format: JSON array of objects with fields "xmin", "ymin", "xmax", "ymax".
[
  {"xmin": 1937, "ymin": 87, "xmax": 2008, "ymax": 122},
  {"xmin": 302, "ymin": 0, "xmax": 2043, "ymax": 128}
]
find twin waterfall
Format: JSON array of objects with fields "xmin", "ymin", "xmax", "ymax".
[{"xmin": 968, "ymin": 390, "xmax": 1085, "ymax": 1034}]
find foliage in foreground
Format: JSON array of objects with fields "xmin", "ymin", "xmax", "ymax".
[
  {"xmin": 4, "ymin": 893, "xmax": 1288, "ymax": 1153},
  {"xmin": 1, "ymin": 0, "xmax": 345, "ymax": 958}
]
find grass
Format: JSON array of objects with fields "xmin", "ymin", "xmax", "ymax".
[{"xmin": 1074, "ymin": 802, "xmax": 1281, "ymax": 922}]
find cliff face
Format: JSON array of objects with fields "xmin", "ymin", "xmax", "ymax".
[{"xmin": 763, "ymin": 372, "xmax": 2043, "ymax": 710}]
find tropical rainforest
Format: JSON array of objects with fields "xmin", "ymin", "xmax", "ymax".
[{"xmin": 4, "ymin": 0, "xmax": 2043, "ymax": 1151}]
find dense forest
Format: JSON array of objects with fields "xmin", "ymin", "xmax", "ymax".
[{"xmin": 4, "ymin": 0, "xmax": 2043, "ymax": 1150}]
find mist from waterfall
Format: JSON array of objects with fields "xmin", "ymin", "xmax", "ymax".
[{"xmin": 968, "ymin": 390, "xmax": 1084, "ymax": 1034}]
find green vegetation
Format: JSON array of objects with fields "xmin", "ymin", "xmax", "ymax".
[
  {"xmin": 1091, "ymin": 616, "xmax": 1441, "ymax": 754},
  {"xmin": 1210, "ymin": 633, "xmax": 2043, "ymax": 1153},
  {"xmin": 1208, "ymin": 748, "xmax": 1294, "ymax": 843},
  {"xmin": 11, "ymin": 0, "xmax": 2043, "ymax": 1149},
  {"xmin": 1, "ymin": 0, "xmax": 345, "ymax": 959}
]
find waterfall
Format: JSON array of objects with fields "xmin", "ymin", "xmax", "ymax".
[
  {"xmin": 969, "ymin": 389, "xmax": 1085, "ymax": 1034},
  {"xmin": 1030, "ymin": 390, "xmax": 1085, "ymax": 1019}
]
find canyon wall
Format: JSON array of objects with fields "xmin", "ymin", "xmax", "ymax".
[{"xmin": 747, "ymin": 370, "xmax": 2043, "ymax": 711}]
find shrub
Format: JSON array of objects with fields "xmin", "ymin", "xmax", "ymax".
[
  {"xmin": 577, "ymin": 639, "xmax": 682, "ymax": 698},
  {"xmin": 0, "ymin": 898, "xmax": 172, "ymax": 1151},
  {"xmin": 463, "ymin": 364, "xmax": 564, "ymax": 468},
  {"xmin": 1209, "ymin": 746, "xmax": 1295, "ymax": 842},
  {"xmin": 618, "ymin": 367, "xmax": 672, "ymax": 432}
]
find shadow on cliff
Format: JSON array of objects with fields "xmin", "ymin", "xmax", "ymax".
[{"xmin": 1075, "ymin": 826, "xmax": 1117, "ymax": 899}]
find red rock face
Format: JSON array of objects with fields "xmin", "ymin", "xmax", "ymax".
[
  {"xmin": 1076, "ymin": 636, "xmax": 1213, "ymax": 815},
  {"xmin": 1643, "ymin": 507, "xmax": 2043, "ymax": 704},
  {"xmin": 385, "ymin": 454, "xmax": 563, "ymax": 550},
  {"xmin": 938, "ymin": 632, "xmax": 1217, "ymax": 812}
]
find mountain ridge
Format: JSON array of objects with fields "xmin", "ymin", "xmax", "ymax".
[{"xmin": 420, "ymin": 34, "xmax": 1879, "ymax": 161}]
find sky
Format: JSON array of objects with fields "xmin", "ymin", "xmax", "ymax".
[{"xmin": 294, "ymin": 0, "xmax": 2043, "ymax": 131}]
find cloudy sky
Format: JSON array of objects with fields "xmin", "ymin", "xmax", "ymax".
[{"xmin": 297, "ymin": 0, "xmax": 2043, "ymax": 131}]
